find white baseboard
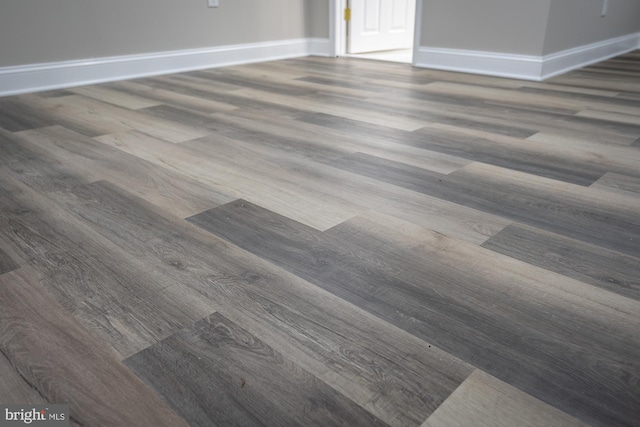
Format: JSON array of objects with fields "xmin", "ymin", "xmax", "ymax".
[
  {"xmin": 540, "ymin": 33, "xmax": 640, "ymax": 80},
  {"xmin": 414, "ymin": 32, "xmax": 640, "ymax": 81},
  {"xmin": 414, "ymin": 47, "xmax": 543, "ymax": 81},
  {"xmin": 308, "ymin": 38, "xmax": 333, "ymax": 57},
  {"xmin": 0, "ymin": 38, "xmax": 332, "ymax": 97}
]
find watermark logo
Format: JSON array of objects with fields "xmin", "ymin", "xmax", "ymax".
[{"xmin": 1, "ymin": 405, "xmax": 68, "ymax": 427}]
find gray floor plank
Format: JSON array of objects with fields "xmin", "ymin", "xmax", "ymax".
[
  {"xmin": 188, "ymin": 200, "xmax": 640, "ymax": 427},
  {"xmin": 126, "ymin": 312, "xmax": 389, "ymax": 427},
  {"xmin": 0, "ymin": 247, "xmax": 18, "ymax": 275},
  {"xmin": 0, "ymin": 173, "xmax": 202, "ymax": 358},
  {"xmin": 59, "ymin": 180, "xmax": 471, "ymax": 426},
  {"xmin": 481, "ymin": 223, "xmax": 640, "ymax": 301}
]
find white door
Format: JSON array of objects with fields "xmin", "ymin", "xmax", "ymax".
[{"xmin": 347, "ymin": 0, "xmax": 416, "ymax": 54}]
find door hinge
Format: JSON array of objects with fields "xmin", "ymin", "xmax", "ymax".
[{"xmin": 344, "ymin": 7, "xmax": 351, "ymax": 21}]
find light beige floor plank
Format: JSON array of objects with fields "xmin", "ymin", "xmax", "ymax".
[
  {"xmin": 95, "ymin": 130, "xmax": 363, "ymax": 230},
  {"xmin": 15, "ymin": 126, "xmax": 233, "ymax": 218},
  {"xmin": 38, "ymin": 94, "xmax": 208, "ymax": 141},
  {"xmin": 232, "ymin": 87, "xmax": 429, "ymax": 131},
  {"xmin": 108, "ymin": 80, "xmax": 240, "ymax": 113},
  {"xmin": 590, "ymin": 171, "xmax": 640, "ymax": 196},
  {"xmin": 422, "ymin": 370, "xmax": 588, "ymax": 427}
]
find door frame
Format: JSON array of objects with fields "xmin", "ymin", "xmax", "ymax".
[{"xmin": 328, "ymin": 0, "xmax": 423, "ymax": 65}]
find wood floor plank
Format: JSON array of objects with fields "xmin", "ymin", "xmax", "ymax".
[
  {"xmin": 516, "ymin": 85, "xmax": 632, "ymax": 109},
  {"xmin": 0, "ymin": 246, "xmax": 19, "ymax": 275},
  {"xmin": 95, "ymin": 128, "xmax": 363, "ymax": 230},
  {"xmin": 191, "ymin": 69, "xmax": 318, "ymax": 97},
  {"xmin": 209, "ymin": 108, "xmax": 471, "ymax": 174},
  {"xmin": 0, "ymin": 173, "xmax": 203, "ymax": 358},
  {"xmin": 369, "ymin": 89, "xmax": 640, "ymax": 145},
  {"xmin": 230, "ymin": 87, "xmax": 429, "ymax": 131},
  {"xmin": 422, "ymin": 370, "xmax": 588, "ymax": 427},
  {"xmin": 105, "ymin": 80, "xmax": 240, "ymax": 114},
  {"xmin": 25, "ymin": 94, "xmax": 208, "ymax": 141},
  {"xmin": 549, "ymin": 72, "xmax": 640, "ymax": 93},
  {"xmin": 519, "ymin": 82, "xmax": 621, "ymax": 98},
  {"xmin": 0, "ymin": 269, "xmax": 189, "ymax": 427},
  {"xmin": 188, "ymin": 200, "xmax": 640, "ymax": 427},
  {"xmin": 423, "ymin": 81, "xmax": 640, "ymax": 116},
  {"xmin": 326, "ymin": 213, "xmax": 640, "ymax": 427},
  {"xmin": 1, "ymin": 52, "xmax": 639, "ymax": 427},
  {"xmin": 0, "ymin": 98, "xmax": 55, "ymax": 132},
  {"xmin": 124, "ymin": 114, "xmax": 505, "ymax": 242},
  {"xmin": 481, "ymin": 223, "xmax": 640, "ymax": 301},
  {"xmin": 126, "ymin": 312, "xmax": 389, "ymax": 427},
  {"xmin": 525, "ymin": 132, "xmax": 640, "ymax": 177},
  {"xmin": 591, "ymin": 172, "xmax": 640, "ymax": 196},
  {"xmin": 298, "ymin": 112, "xmax": 611, "ymax": 186},
  {"xmin": 69, "ymin": 85, "xmax": 163, "ymax": 110},
  {"xmin": 0, "ymin": 127, "xmax": 90, "ymax": 193},
  {"xmin": 13, "ymin": 93, "xmax": 132, "ymax": 137},
  {"xmin": 55, "ymin": 180, "xmax": 473, "ymax": 426},
  {"xmin": 15, "ymin": 125, "xmax": 233, "ymax": 218},
  {"xmin": 331, "ymin": 153, "xmax": 640, "ymax": 258},
  {"xmin": 0, "ymin": 349, "xmax": 47, "ymax": 405},
  {"xmin": 140, "ymin": 74, "xmax": 311, "ymax": 119},
  {"xmin": 576, "ymin": 108, "xmax": 640, "ymax": 125}
]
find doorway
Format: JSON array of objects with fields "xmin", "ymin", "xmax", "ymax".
[{"xmin": 331, "ymin": 0, "xmax": 419, "ymax": 64}]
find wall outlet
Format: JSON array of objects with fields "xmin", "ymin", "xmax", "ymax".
[
  {"xmin": 601, "ymin": 0, "xmax": 609, "ymax": 17},
  {"xmin": 208, "ymin": 0, "xmax": 219, "ymax": 7}
]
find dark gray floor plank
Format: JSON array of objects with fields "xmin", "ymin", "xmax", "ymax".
[
  {"xmin": 187, "ymin": 199, "xmax": 640, "ymax": 427},
  {"xmin": 0, "ymin": 247, "xmax": 19, "ymax": 275},
  {"xmin": 60, "ymin": 180, "xmax": 471, "ymax": 426},
  {"xmin": 0, "ymin": 98, "xmax": 54, "ymax": 132},
  {"xmin": 330, "ymin": 153, "xmax": 640, "ymax": 258},
  {"xmin": 0, "ymin": 269, "xmax": 190, "ymax": 427},
  {"xmin": 0, "ymin": 127, "xmax": 90, "ymax": 193},
  {"xmin": 482, "ymin": 223, "xmax": 640, "ymax": 301},
  {"xmin": 126, "ymin": 312, "xmax": 389, "ymax": 427}
]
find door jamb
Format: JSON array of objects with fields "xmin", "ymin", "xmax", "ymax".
[{"xmin": 328, "ymin": 0, "xmax": 423, "ymax": 65}]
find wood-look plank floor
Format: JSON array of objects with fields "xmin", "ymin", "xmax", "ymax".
[{"xmin": 1, "ymin": 51, "xmax": 640, "ymax": 427}]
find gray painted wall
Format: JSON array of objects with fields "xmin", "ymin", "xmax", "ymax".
[
  {"xmin": 419, "ymin": 0, "xmax": 640, "ymax": 56},
  {"xmin": 420, "ymin": 0, "xmax": 552, "ymax": 55},
  {"xmin": 307, "ymin": 0, "xmax": 330, "ymax": 38},
  {"xmin": 3, "ymin": 0, "xmax": 640, "ymax": 69},
  {"xmin": 0, "ymin": 0, "xmax": 312, "ymax": 67},
  {"xmin": 543, "ymin": 0, "xmax": 640, "ymax": 54}
]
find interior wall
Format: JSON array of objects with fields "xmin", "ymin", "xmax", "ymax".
[
  {"xmin": 420, "ymin": 0, "xmax": 552, "ymax": 55},
  {"xmin": 307, "ymin": 0, "xmax": 330, "ymax": 38},
  {"xmin": 0, "ymin": 0, "xmax": 313, "ymax": 68},
  {"xmin": 543, "ymin": 0, "xmax": 640, "ymax": 55}
]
